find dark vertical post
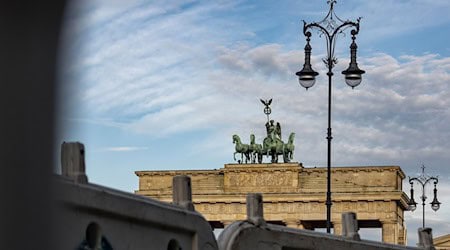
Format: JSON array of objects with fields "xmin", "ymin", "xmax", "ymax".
[
  {"xmin": 326, "ymin": 64, "xmax": 333, "ymax": 233},
  {"xmin": 418, "ymin": 228, "xmax": 436, "ymax": 250},
  {"xmin": 173, "ymin": 175, "xmax": 195, "ymax": 211},
  {"xmin": 342, "ymin": 212, "xmax": 360, "ymax": 240},
  {"xmin": 61, "ymin": 142, "xmax": 88, "ymax": 183},
  {"xmin": 246, "ymin": 193, "xmax": 266, "ymax": 226},
  {"xmin": 422, "ymin": 187, "xmax": 426, "ymax": 228}
]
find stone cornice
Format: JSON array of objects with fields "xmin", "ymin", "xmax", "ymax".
[
  {"xmin": 135, "ymin": 169, "xmax": 221, "ymax": 177},
  {"xmin": 433, "ymin": 234, "xmax": 450, "ymax": 246},
  {"xmin": 224, "ymin": 162, "xmax": 303, "ymax": 170},
  {"xmin": 301, "ymin": 165, "xmax": 405, "ymax": 177},
  {"xmin": 136, "ymin": 191, "xmax": 408, "ymax": 203},
  {"xmin": 136, "ymin": 164, "xmax": 405, "ymax": 179}
]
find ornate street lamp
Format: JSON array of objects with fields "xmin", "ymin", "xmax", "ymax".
[
  {"xmin": 408, "ymin": 165, "xmax": 440, "ymax": 228},
  {"xmin": 295, "ymin": 0, "xmax": 365, "ymax": 233}
]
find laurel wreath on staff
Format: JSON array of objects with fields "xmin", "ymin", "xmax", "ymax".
[{"xmin": 260, "ymin": 98, "xmax": 272, "ymax": 122}]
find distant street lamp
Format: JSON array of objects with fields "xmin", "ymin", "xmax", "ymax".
[
  {"xmin": 408, "ymin": 165, "xmax": 441, "ymax": 228},
  {"xmin": 296, "ymin": 0, "xmax": 365, "ymax": 233}
]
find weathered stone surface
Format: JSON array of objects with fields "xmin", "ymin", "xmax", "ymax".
[
  {"xmin": 433, "ymin": 234, "xmax": 450, "ymax": 249},
  {"xmin": 61, "ymin": 142, "xmax": 88, "ymax": 183},
  {"xmin": 218, "ymin": 221, "xmax": 420, "ymax": 250},
  {"xmin": 135, "ymin": 163, "xmax": 409, "ymax": 245}
]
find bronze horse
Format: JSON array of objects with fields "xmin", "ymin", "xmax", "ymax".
[{"xmin": 232, "ymin": 135, "xmax": 250, "ymax": 163}]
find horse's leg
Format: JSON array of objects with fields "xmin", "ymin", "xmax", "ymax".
[
  {"xmin": 281, "ymin": 145, "xmax": 287, "ymax": 163},
  {"xmin": 275, "ymin": 150, "xmax": 279, "ymax": 163},
  {"xmin": 283, "ymin": 150, "xmax": 289, "ymax": 163}
]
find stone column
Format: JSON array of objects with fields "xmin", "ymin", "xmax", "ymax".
[
  {"xmin": 299, "ymin": 221, "xmax": 313, "ymax": 230},
  {"xmin": 396, "ymin": 225, "xmax": 407, "ymax": 246},
  {"xmin": 382, "ymin": 222, "xmax": 398, "ymax": 244},
  {"xmin": 333, "ymin": 222, "xmax": 342, "ymax": 236},
  {"xmin": 284, "ymin": 220, "xmax": 302, "ymax": 229}
]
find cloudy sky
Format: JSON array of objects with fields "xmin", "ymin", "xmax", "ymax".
[{"xmin": 58, "ymin": 0, "xmax": 450, "ymax": 245}]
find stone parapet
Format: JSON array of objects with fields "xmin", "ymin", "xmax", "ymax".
[{"xmin": 136, "ymin": 163, "xmax": 406, "ymax": 202}]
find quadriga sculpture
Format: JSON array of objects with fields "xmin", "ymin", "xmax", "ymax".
[
  {"xmin": 232, "ymin": 99, "xmax": 296, "ymax": 164},
  {"xmin": 232, "ymin": 130, "xmax": 295, "ymax": 164}
]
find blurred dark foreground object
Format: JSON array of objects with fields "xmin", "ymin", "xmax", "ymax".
[{"xmin": 0, "ymin": 2, "xmax": 67, "ymax": 249}]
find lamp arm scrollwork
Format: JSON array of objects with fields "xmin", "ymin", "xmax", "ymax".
[{"xmin": 302, "ymin": 19, "xmax": 361, "ymax": 69}]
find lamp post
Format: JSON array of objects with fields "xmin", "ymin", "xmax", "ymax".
[
  {"xmin": 408, "ymin": 165, "xmax": 441, "ymax": 228},
  {"xmin": 296, "ymin": 0, "xmax": 365, "ymax": 233}
]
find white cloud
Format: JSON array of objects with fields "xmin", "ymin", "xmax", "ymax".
[
  {"xmin": 66, "ymin": 37, "xmax": 450, "ymax": 171},
  {"xmin": 70, "ymin": 44, "xmax": 450, "ymax": 178},
  {"xmin": 61, "ymin": 1, "xmax": 248, "ymax": 120}
]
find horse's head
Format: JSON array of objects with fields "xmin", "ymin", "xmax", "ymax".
[
  {"xmin": 232, "ymin": 134, "xmax": 239, "ymax": 143},
  {"xmin": 250, "ymin": 134, "xmax": 255, "ymax": 144},
  {"xmin": 289, "ymin": 132, "xmax": 295, "ymax": 143}
]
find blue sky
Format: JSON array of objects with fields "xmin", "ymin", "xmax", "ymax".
[{"xmin": 58, "ymin": 0, "xmax": 450, "ymax": 245}]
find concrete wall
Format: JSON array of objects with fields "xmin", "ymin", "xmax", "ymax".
[{"xmin": 54, "ymin": 176, "xmax": 218, "ymax": 250}]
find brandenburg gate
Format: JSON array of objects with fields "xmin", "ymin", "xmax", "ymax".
[
  {"xmin": 135, "ymin": 163, "xmax": 409, "ymax": 245},
  {"xmin": 135, "ymin": 100, "xmax": 409, "ymax": 245}
]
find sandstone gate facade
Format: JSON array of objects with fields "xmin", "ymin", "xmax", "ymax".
[{"xmin": 135, "ymin": 163, "xmax": 409, "ymax": 245}]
